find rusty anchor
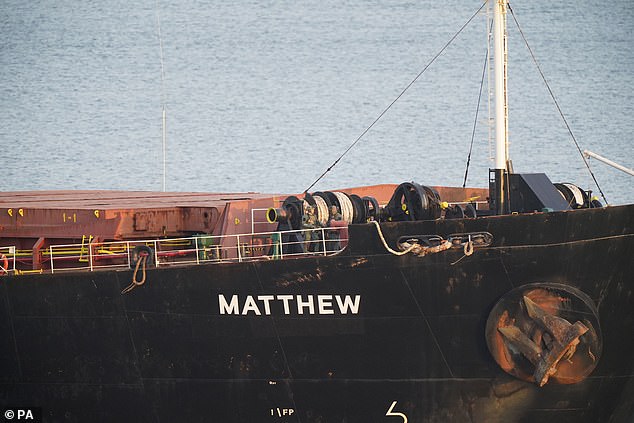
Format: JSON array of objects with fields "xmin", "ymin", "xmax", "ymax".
[{"xmin": 498, "ymin": 296, "xmax": 589, "ymax": 386}]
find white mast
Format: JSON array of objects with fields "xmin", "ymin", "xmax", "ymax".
[
  {"xmin": 493, "ymin": 0, "xmax": 508, "ymax": 169},
  {"xmin": 492, "ymin": 0, "xmax": 508, "ymax": 213}
]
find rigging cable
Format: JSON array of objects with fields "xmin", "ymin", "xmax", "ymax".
[
  {"xmin": 304, "ymin": 1, "xmax": 488, "ymax": 193},
  {"xmin": 507, "ymin": 3, "xmax": 608, "ymax": 205},
  {"xmin": 463, "ymin": 20, "xmax": 493, "ymax": 188}
]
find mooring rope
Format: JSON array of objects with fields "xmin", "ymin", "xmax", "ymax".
[
  {"xmin": 312, "ymin": 195, "xmax": 329, "ymax": 227},
  {"xmin": 333, "ymin": 192, "xmax": 354, "ymax": 224},
  {"xmin": 371, "ymin": 221, "xmax": 418, "ymax": 256},
  {"xmin": 121, "ymin": 255, "xmax": 147, "ymax": 294},
  {"xmin": 450, "ymin": 236, "xmax": 474, "ymax": 265},
  {"xmin": 371, "ymin": 221, "xmax": 453, "ymax": 257}
]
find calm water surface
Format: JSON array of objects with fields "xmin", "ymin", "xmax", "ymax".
[{"xmin": 1, "ymin": 0, "xmax": 632, "ymax": 204}]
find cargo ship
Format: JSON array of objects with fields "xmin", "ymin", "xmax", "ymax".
[{"xmin": 1, "ymin": 1, "xmax": 633, "ymax": 422}]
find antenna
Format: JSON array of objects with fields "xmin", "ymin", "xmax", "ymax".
[{"xmin": 156, "ymin": 0, "xmax": 167, "ymax": 192}]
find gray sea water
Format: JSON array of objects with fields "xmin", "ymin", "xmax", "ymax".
[{"xmin": 1, "ymin": 0, "xmax": 632, "ymax": 204}]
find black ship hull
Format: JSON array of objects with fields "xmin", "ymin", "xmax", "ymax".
[{"xmin": 1, "ymin": 205, "xmax": 633, "ymax": 422}]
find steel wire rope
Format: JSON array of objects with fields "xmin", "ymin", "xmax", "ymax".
[
  {"xmin": 463, "ymin": 20, "xmax": 493, "ymax": 188},
  {"xmin": 304, "ymin": 1, "xmax": 489, "ymax": 193},
  {"xmin": 507, "ymin": 3, "xmax": 608, "ymax": 204}
]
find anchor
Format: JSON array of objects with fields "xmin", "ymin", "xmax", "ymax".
[
  {"xmin": 486, "ymin": 283, "xmax": 601, "ymax": 386},
  {"xmin": 497, "ymin": 296, "xmax": 589, "ymax": 386}
]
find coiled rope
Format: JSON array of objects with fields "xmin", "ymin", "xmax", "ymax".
[
  {"xmin": 313, "ymin": 195, "xmax": 329, "ymax": 227},
  {"xmin": 333, "ymin": 192, "xmax": 354, "ymax": 224},
  {"xmin": 302, "ymin": 200, "xmax": 311, "ymax": 217}
]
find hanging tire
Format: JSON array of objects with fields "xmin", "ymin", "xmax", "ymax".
[{"xmin": 131, "ymin": 245, "xmax": 154, "ymax": 266}]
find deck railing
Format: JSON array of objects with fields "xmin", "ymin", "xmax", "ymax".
[
  {"xmin": 5, "ymin": 226, "xmax": 348, "ymax": 276},
  {"xmin": 0, "ymin": 246, "xmax": 16, "ymax": 275}
]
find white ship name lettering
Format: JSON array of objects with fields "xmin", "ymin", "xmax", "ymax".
[{"xmin": 218, "ymin": 294, "xmax": 361, "ymax": 316}]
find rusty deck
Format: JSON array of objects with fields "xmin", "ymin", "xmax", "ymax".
[{"xmin": 0, "ymin": 185, "xmax": 488, "ymax": 247}]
